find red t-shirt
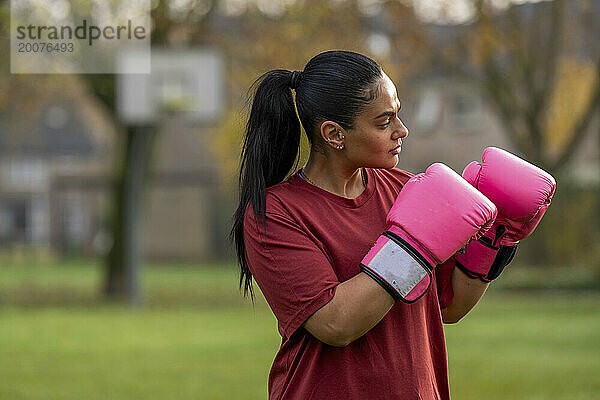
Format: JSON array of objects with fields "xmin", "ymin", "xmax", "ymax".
[{"xmin": 244, "ymin": 167, "xmax": 452, "ymax": 400}]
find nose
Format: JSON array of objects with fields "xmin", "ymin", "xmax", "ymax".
[{"xmin": 392, "ymin": 119, "xmax": 409, "ymax": 140}]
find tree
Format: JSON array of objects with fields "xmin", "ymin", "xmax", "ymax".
[
  {"xmin": 456, "ymin": 0, "xmax": 599, "ymax": 173},
  {"xmin": 85, "ymin": 0, "xmax": 221, "ymax": 302}
]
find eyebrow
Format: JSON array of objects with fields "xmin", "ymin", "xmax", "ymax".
[
  {"xmin": 373, "ymin": 110, "xmax": 396, "ymax": 120},
  {"xmin": 373, "ymin": 102, "xmax": 402, "ymax": 120}
]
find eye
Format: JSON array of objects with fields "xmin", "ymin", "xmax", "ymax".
[{"xmin": 379, "ymin": 110, "xmax": 401, "ymax": 128}]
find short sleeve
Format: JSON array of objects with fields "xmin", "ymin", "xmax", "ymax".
[
  {"xmin": 244, "ymin": 204, "xmax": 339, "ymax": 338},
  {"xmin": 436, "ymin": 258, "xmax": 455, "ymax": 309}
]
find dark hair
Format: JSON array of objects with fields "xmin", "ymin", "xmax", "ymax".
[{"xmin": 230, "ymin": 50, "xmax": 384, "ymax": 298}]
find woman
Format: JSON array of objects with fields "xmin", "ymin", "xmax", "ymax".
[{"xmin": 229, "ymin": 50, "xmax": 546, "ymax": 399}]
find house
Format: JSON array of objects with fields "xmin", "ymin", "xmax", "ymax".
[
  {"xmin": 0, "ymin": 75, "xmax": 117, "ymax": 258},
  {"xmin": 0, "ymin": 72, "xmax": 227, "ymax": 261}
]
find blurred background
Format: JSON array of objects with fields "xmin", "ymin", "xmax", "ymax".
[{"xmin": 1, "ymin": 0, "xmax": 599, "ymax": 399}]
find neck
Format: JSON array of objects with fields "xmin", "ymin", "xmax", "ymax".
[{"xmin": 302, "ymin": 151, "xmax": 366, "ymax": 199}]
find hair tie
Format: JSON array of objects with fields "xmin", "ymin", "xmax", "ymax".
[{"xmin": 289, "ymin": 70, "xmax": 303, "ymax": 89}]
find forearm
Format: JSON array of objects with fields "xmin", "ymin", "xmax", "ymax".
[
  {"xmin": 441, "ymin": 265, "xmax": 489, "ymax": 324},
  {"xmin": 303, "ymin": 272, "xmax": 395, "ymax": 347}
]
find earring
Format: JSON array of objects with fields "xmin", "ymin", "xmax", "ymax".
[{"xmin": 337, "ymin": 131, "xmax": 344, "ymax": 149}]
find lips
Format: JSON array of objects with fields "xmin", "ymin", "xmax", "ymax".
[{"xmin": 389, "ymin": 143, "xmax": 402, "ymax": 154}]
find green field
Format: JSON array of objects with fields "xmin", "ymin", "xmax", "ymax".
[{"xmin": 1, "ymin": 260, "xmax": 599, "ymax": 399}]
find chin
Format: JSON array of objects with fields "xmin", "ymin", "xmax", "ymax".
[
  {"xmin": 384, "ymin": 154, "xmax": 400, "ymax": 169},
  {"xmin": 363, "ymin": 153, "xmax": 400, "ymax": 170}
]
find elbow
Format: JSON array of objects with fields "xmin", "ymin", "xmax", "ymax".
[
  {"xmin": 442, "ymin": 316, "xmax": 461, "ymax": 325},
  {"xmin": 320, "ymin": 323, "xmax": 355, "ymax": 347},
  {"xmin": 311, "ymin": 319, "xmax": 356, "ymax": 347},
  {"xmin": 325, "ymin": 337, "xmax": 353, "ymax": 347},
  {"xmin": 441, "ymin": 309, "xmax": 465, "ymax": 325}
]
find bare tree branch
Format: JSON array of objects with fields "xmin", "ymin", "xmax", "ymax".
[
  {"xmin": 482, "ymin": 60, "xmax": 531, "ymax": 155},
  {"xmin": 534, "ymin": 0, "xmax": 564, "ymax": 116}
]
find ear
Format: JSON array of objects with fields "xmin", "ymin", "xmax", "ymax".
[{"xmin": 319, "ymin": 121, "xmax": 344, "ymax": 148}]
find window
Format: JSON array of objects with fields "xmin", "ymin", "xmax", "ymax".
[{"xmin": 414, "ymin": 88, "xmax": 442, "ymax": 131}]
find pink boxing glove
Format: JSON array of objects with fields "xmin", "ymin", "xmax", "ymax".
[
  {"xmin": 455, "ymin": 147, "xmax": 556, "ymax": 282},
  {"xmin": 360, "ymin": 163, "xmax": 497, "ymax": 303}
]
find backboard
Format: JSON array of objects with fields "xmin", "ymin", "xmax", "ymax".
[{"xmin": 116, "ymin": 48, "xmax": 224, "ymax": 124}]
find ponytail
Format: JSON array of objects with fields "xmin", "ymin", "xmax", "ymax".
[{"xmin": 230, "ymin": 69, "xmax": 301, "ymax": 298}]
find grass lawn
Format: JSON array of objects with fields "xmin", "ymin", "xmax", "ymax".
[
  {"xmin": 1, "ymin": 259, "xmax": 599, "ymax": 399},
  {"xmin": 445, "ymin": 293, "xmax": 600, "ymax": 400}
]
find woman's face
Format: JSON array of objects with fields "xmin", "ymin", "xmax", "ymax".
[{"xmin": 345, "ymin": 74, "xmax": 408, "ymax": 169}]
